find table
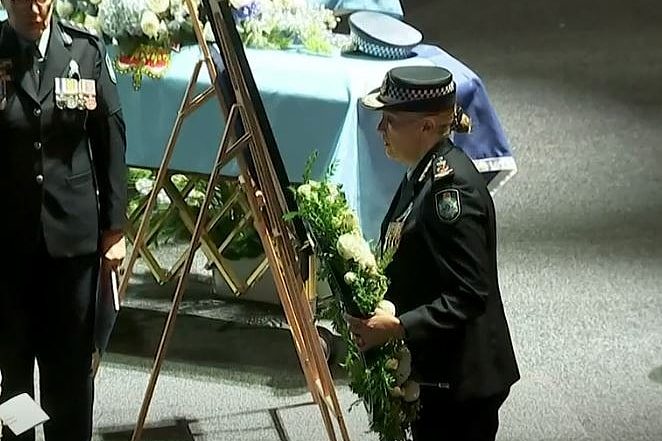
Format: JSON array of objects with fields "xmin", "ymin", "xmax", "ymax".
[
  {"xmin": 312, "ymin": 0, "xmax": 404, "ymax": 17},
  {"xmin": 114, "ymin": 43, "xmax": 516, "ymax": 241}
]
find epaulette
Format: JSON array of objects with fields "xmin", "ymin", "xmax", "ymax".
[
  {"xmin": 59, "ymin": 20, "xmax": 101, "ymax": 42},
  {"xmin": 432, "ymin": 154, "xmax": 454, "ymax": 183}
]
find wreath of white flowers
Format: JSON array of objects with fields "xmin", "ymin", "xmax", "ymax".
[{"xmin": 287, "ymin": 153, "xmax": 420, "ymax": 441}]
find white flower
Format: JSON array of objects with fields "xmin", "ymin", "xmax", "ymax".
[
  {"xmin": 185, "ymin": 189, "xmax": 206, "ymax": 206},
  {"xmin": 341, "ymin": 211, "xmax": 360, "ymax": 233},
  {"xmin": 135, "ymin": 177, "xmax": 154, "ymax": 196},
  {"xmin": 84, "ymin": 15, "xmax": 102, "ymax": 35},
  {"xmin": 336, "ymin": 233, "xmax": 360, "ymax": 261},
  {"xmin": 325, "ymin": 182, "xmax": 339, "ymax": 201},
  {"xmin": 171, "ymin": 174, "xmax": 188, "ymax": 187},
  {"xmin": 389, "ymin": 386, "xmax": 404, "ymax": 398},
  {"xmin": 308, "ymin": 180, "xmax": 321, "ymax": 189},
  {"xmin": 55, "ymin": 0, "xmax": 74, "ymax": 18},
  {"xmin": 360, "ymin": 255, "xmax": 378, "ymax": 273},
  {"xmin": 203, "ymin": 22, "xmax": 215, "ymax": 42},
  {"xmin": 402, "ymin": 381, "xmax": 420, "ymax": 402},
  {"xmin": 147, "ymin": 0, "xmax": 170, "ymax": 14},
  {"xmin": 343, "ymin": 271, "xmax": 357, "ymax": 285},
  {"xmin": 158, "ymin": 19, "xmax": 169, "ymax": 38},
  {"xmin": 168, "ymin": 19, "xmax": 181, "ymax": 33},
  {"xmin": 141, "ymin": 10, "xmax": 160, "ymax": 39},
  {"xmin": 385, "ymin": 358, "xmax": 399, "ymax": 371},
  {"xmin": 99, "ymin": 0, "xmax": 145, "ymax": 38},
  {"xmin": 297, "ymin": 183, "xmax": 319, "ymax": 201},
  {"xmin": 336, "ymin": 233, "xmax": 377, "ymax": 271},
  {"xmin": 89, "ymin": 0, "xmax": 103, "ymax": 5},
  {"xmin": 157, "ymin": 189, "xmax": 171, "ymax": 206},
  {"xmin": 376, "ymin": 299, "xmax": 396, "ymax": 316},
  {"xmin": 394, "ymin": 347, "xmax": 411, "ymax": 385}
]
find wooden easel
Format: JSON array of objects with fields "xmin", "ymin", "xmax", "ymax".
[{"xmin": 116, "ymin": 1, "xmax": 351, "ymax": 440}]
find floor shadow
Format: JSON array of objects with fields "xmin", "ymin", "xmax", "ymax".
[
  {"xmin": 98, "ymin": 419, "xmax": 195, "ymax": 441},
  {"xmin": 105, "ymin": 306, "xmax": 349, "ymax": 391},
  {"xmin": 648, "ymin": 365, "xmax": 662, "ymax": 385}
]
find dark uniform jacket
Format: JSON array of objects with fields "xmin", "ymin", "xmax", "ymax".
[
  {"xmin": 381, "ymin": 139, "xmax": 520, "ymax": 401},
  {"xmin": 0, "ymin": 18, "xmax": 126, "ymax": 258}
]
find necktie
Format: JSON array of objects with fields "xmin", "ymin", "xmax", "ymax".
[
  {"xmin": 32, "ymin": 44, "xmax": 42, "ymax": 92},
  {"xmin": 394, "ymin": 172, "xmax": 415, "ymax": 217},
  {"xmin": 23, "ymin": 43, "xmax": 41, "ymax": 93}
]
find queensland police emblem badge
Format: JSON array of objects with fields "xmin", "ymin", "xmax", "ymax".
[{"xmin": 435, "ymin": 189, "xmax": 461, "ymax": 223}]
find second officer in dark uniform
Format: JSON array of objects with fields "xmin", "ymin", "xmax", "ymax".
[
  {"xmin": 0, "ymin": 0, "xmax": 126, "ymax": 440},
  {"xmin": 346, "ymin": 66, "xmax": 520, "ymax": 441}
]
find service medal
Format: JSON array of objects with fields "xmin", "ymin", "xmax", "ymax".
[
  {"xmin": 80, "ymin": 79, "xmax": 97, "ymax": 111},
  {"xmin": 64, "ymin": 78, "xmax": 79, "ymax": 110}
]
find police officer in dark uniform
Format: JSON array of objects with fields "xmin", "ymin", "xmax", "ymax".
[
  {"xmin": 346, "ymin": 66, "xmax": 520, "ymax": 441},
  {"xmin": 0, "ymin": 0, "xmax": 126, "ymax": 440}
]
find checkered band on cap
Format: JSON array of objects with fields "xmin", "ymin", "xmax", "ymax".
[
  {"xmin": 379, "ymin": 74, "xmax": 456, "ymax": 103},
  {"xmin": 351, "ymin": 33, "xmax": 412, "ymax": 60}
]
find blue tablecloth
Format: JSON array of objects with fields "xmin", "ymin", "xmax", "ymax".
[
  {"xmin": 113, "ymin": 43, "xmax": 516, "ymax": 241},
  {"xmin": 312, "ymin": 0, "xmax": 403, "ymax": 17}
]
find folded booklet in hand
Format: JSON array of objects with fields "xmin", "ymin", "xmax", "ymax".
[{"xmin": 0, "ymin": 393, "xmax": 49, "ymax": 435}]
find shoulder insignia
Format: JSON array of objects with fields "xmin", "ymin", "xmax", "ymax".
[
  {"xmin": 433, "ymin": 155, "xmax": 454, "ymax": 182},
  {"xmin": 59, "ymin": 20, "xmax": 99, "ymax": 40},
  {"xmin": 434, "ymin": 188, "xmax": 461, "ymax": 223}
]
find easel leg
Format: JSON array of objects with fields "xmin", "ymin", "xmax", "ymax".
[
  {"xmin": 129, "ymin": 75, "xmax": 237, "ymax": 441},
  {"xmin": 237, "ymin": 163, "xmax": 349, "ymax": 441}
]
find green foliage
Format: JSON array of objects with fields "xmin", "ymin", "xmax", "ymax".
[
  {"xmin": 286, "ymin": 153, "xmax": 419, "ymax": 441},
  {"xmin": 127, "ymin": 168, "xmax": 263, "ymax": 260},
  {"xmin": 233, "ymin": 0, "xmax": 340, "ymax": 55}
]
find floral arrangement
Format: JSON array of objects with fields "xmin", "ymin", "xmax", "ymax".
[
  {"xmin": 54, "ymin": 0, "xmax": 196, "ymax": 89},
  {"xmin": 97, "ymin": 0, "xmax": 203, "ymax": 89},
  {"xmin": 287, "ymin": 153, "xmax": 420, "ymax": 441},
  {"xmin": 230, "ymin": 0, "xmax": 340, "ymax": 55},
  {"xmin": 55, "ymin": 0, "xmax": 104, "ymax": 35},
  {"xmin": 128, "ymin": 168, "xmax": 263, "ymax": 259},
  {"xmin": 51, "ymin": 0, "xmax": 341, "ymax": 89}
]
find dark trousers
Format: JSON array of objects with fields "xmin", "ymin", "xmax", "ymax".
[
  {"xmin": 0, "ymin": 240, "xmax": 98, "ymax": 441},
  {"xmin": 411, "ymin": 387, "xmax": 510, "ymax": 441}
]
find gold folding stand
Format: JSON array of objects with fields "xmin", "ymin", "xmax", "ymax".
[{"xmin": 116, "ymin": 0, "xmax": 352, "ymax": 440}]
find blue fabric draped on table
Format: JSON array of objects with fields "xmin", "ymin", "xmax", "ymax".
[
  {"xmin": 109, "ymin": 43, "xmax": 517, "ymax": 242},
  {"xmin": 311, "ymin": 0, "xmax": 403, "ymax": 17}
]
